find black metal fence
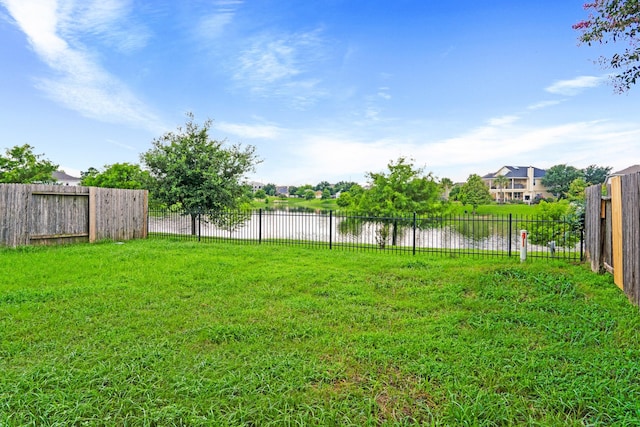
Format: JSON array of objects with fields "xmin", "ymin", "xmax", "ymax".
[{"xmin": 148, "ymin": 208, "xmax": 584, "ymax": 261}]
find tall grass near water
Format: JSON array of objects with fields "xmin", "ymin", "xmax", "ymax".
[{"xmin": 1, "ymin": 240, "xmax": 639, "ymax": 425}]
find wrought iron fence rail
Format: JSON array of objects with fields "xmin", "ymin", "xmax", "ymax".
[{"xmin": 147, "ymin": 208, "xmax": 583, "ymax": 261}]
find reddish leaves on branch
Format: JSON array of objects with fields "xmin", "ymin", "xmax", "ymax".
[{"xmin": 573, "ymin": 0, "xmax": 640, "ymax": 92}]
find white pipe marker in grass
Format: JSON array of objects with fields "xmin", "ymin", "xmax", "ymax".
[{"xmin": 520, "ymin": 229, "xmax": 527, "ymax": 262}]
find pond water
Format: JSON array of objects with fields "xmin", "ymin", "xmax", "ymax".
[{"xmin": 149, "ymin": 210, "xmax": 574, "ymax": 255}]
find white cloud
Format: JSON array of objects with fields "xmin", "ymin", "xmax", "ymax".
[
  {"xmin": 545, "ymin": 75, "xmax": 605, "ymax": 96},
  {"xmin": 215, "ymin": 121, "xmax": 282, "ymax": 139},
  {"xmin": 60, "ymin": 0, "xmax": 151, "ymax": 53},
  {"xmin": 1, "ymin": 0, "xmax": 162, "ymax": 131},
  {"xmin": 196, "ymin": 0, "xmax": 243, "ymax": 40},
  {"xmin": 487, "ymin": 115, "xmax": 519, "ymax": 126},
  {"xmin": 377, "ymin": 87, "xmax": 391, "ymax": 100},
  {"xmin": 527, "ymin": 100, "xmax": 563, "ymax": 110},
  {"xmin": 233, "ymin": 29, "xmax": 328, "ymax": 107},
  {"xmin": 255, "ymin": 115, "xmax": 640, "ymax": 185}
]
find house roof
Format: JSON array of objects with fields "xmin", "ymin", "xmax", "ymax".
[
  {"xmin": 53, "ymin": 170, "xmax": 81, "ymax": 182},
  {"xmin": 610, "ymin": 164, "xmax": 640, "ymax": 176},
  {"xmin": 482, "ymin": 166, "xmax": 546, "ymax": 179}
]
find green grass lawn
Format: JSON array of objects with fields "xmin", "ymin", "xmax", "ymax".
[
  {"xmin": 2, "ymin": 240, "xmax": 639, "ymax": 425},
  {"xmin": 449, "ymin": 202, "xmax": 541, "ymax": 216},
  {"xmin": 252, "ymin": 196, "xmax": 339, "ymax": 211}
]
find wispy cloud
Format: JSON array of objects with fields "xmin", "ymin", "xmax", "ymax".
[
  {"xmin": 60, "ymin": 0, "xmax": 151, "ymax": 53},
  {"xmin": 545, "ymin": 75, "xmax": 605, "ymax": 96},
  {"xmin": 1, "ymin": 0, "xmax": 162, "ymax": 131},
  {"xmin": 377, "ymin": 87, "xmax": 391, "ymax": 100},
  {"xmin": 106, "ymin": 138, "xmax": 136, "ymax": 151},
  {"xmin": 527, "ymin": 100, "xmax": 563, "ymax": 110},
  {"xmin": 196, "ymin": 0, "xmax": 243, "ymax": 40},
  {"xmin": 233, "ymin": 29, "xmax": 328, "ymax": 108},
  {"xmin": 487, "ymin": 115, "xmax": 519, "ymax": 126},
  {"xmin": 215, "ymin": 121, "xmax": 282, "ymax": 139}
]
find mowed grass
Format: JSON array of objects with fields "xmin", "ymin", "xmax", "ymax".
[{"xmin": 1, "ymin": 240, "xmax": 640, "ymax": 426}]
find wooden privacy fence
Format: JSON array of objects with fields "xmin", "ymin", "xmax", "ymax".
[
  {"xmin": 0, "ymin": 184, "xmax": 148, "ymax": 247},
  {"xmin": 585, "ymin": 173, "xmax": 640, "ymax": 306}
]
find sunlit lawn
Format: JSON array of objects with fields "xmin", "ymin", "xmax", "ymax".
[{"xmin": 1, "ymin": 239, "xmax": 639, "ymax": 425}]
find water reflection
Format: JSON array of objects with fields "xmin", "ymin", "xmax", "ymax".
[{"xmin": 260, "ymin": 205, "xmax": 331, "ymax": 214}]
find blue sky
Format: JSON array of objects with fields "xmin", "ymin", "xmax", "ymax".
[{"xmin": 1, "ymin": 0, "xmax": 638, "ymax": 185}]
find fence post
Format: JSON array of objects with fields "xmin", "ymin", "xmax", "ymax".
[
  {"xmin": 329, "ymin": 210, "xmax": 333, "ymax": 250},
  {"xmin": 508, "ymin": 214, "xmax": 512, "ymax": 257},
  {"xmin": 412, "ymin": 212, "xmax": 416, "ymax": 255},
  {"xmin": 580, "ymin": 225, "xmax": 584, "ymax": 262},
  {"xmin": 198, "ymin": 208, "xmax": 201, "ymax": 242},
  {"xmin": 520, "ymin": 229, "xmax": 527, "ymax": 262},
  {"xmin": 259, "ymin": 209, "xmax": 262, "ymax": 244}
]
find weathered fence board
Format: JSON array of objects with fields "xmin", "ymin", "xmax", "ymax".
[
  {"xmin": 0, "ymin": 184, "xmax": 147, "ymax": 247},
  {"xmin": 621, "ymin": 173, "xmax": 640, "ymax": 304},
  {"xmin": 586, "ymin": 173, "xmax": 640, "ymax": 307},
  {"xmin": 584, "ymin": 184, "xmax": 602, "ymax": 272}
]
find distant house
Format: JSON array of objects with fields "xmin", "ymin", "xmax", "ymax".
[
  {"xmin": 482, "ymin": 166, "xmax": 552, "ymax": 204},
  {"xmin": 275, "ymin": 186, "xmax": 289, "ymax": 196},
  {"xmin": 606, "ymin": 165, "xmax": 640, "ymax": 184},
  {"xmin": 247, "ymin": 181, "xmax": 264, "ymax": 191},
  {"xmin": 53, "ymin": 170, "xmax": 81, "ymax": 186}
]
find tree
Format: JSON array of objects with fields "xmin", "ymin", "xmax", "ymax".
[
  {"xmin": 0, "ymin": 144, "xmax": 58, "ymax": 183},
  {"xmin": 80, "ymin": 163, "xmax": 152, "ymax": 189},
  {"xmin": 314, "ymin": 181, "xmax": 333, "ymax": 193},
  {"xmin": 295, "ymin": 185, "xmax": 313, "ymax": 198},
  {"xmin": 141, "ymin": 113, "xmax": 260, "ymax": 234},
  {"xmin": 334, "ymin": 181, "xmax": 358, "ymax": 193},
  {"xmin": 345, "ymin": 157, "xmax": 444, "ymax": 247},
  {"xmin": 449, "ymin": 185, "xmax": 462, "ymax": 201},
  {"xmin": 492, "ymin": 175, "xmax": 510, "ymax": 203},
  {"xmin": 263, "ymin": 183, "xmax": 277, "ymax": 196},
  {"xmin": 458, "ymin": 174, "xmax": 492, "ymax": 214},
  {"xmin": 303, "ymin": 189, "xmax": 316, "ymax": 200},
  {"xmin": 336, "ymin": 192, "xmax": 352, "ymax": 208},
  {"xmin": 583, "ymin": 164, "xmax": 612, "ymax": 185},
  {"xmin": 528, "ymin": 200, "xmax": 581, "ymax": 248},
  {"xmin": 321, "ymin": 188, "xmax": 331, "ymax": 199},
  {"xmin": 573, "ymin": 0, "xmax": 640, "ymax": 92},
  {"xmin": 567, "ymin": 177, "xmax": 588, "ymax": 202},
  {"xmin": 541, "ymin": 164, "xmax": 582, "ymax": 199},
  {"xmin": 254, "ymin": 189, "xmax": 266, "ymax": 199},
  {"xmin": 357, "ymin": 158, "xmax": 443, "ymax": 216}
]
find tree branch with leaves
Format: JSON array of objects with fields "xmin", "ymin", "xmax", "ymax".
[
  {"xmin": 574, "ymin": 0, "xmax": 640, "ymax": 92},
  {"xmin": 0, "ymin": 144, "xmax": 58, "ymax": 184}
]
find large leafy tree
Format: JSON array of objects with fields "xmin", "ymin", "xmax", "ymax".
[
  {"xmin": 0, "ymin": 144, "xmax": 58, "ymax": 183},
  {"xmin": 583, "ymin": 164, "xmax": 612, "ymax": 185},
  {"xmin": 141, "ymin": 114, "xmax": 260, "ymax": 233},
  {"xmin": 542, "ymin": 164, "xmax": 582, "ymax": 199},
  {"xmin": 458, "ymin": 174, "xmax": 492, "ymax": 214},
  {"xmin": 574, "ymin": 0, "xmax": 640, "ymax": 92},
  {"xmin": 345, "ymin": 157, "xmax": 444, "ymax": 247},
  {"xmin": 357, "ymin": 157, "xmax": 443, "ymax": 216},
  {"xmin": 80, "ymin": 162, "xmax": 152, "ymax": 189}
]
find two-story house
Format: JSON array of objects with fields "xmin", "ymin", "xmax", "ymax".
[{"xmin": 482, "ymin": 166, "xmax": 552, "ymax": 204}]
